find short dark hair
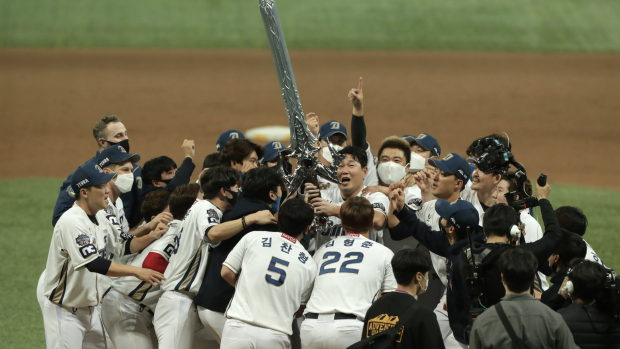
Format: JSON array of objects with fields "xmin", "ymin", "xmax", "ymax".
[
  {"xmin": 220, "ymin": 139, "xmax": 264, "ymax": 168},
  {"xmin": 552, "ymin": 230, "xmax": 587, "ymax": 268},
  {"xmin": 500, "ymin": 172, "xmax": 532, "ymax": 199},
  {"xmin": 93, "ymin": 114, "xmax": 121, "ymax": 141},
  {"xmin": 141, "ymin": 190, "xmax": 171, "ymax": 223},
  {"xmin": 241, "ymin": 167, "xmax": 283, "ymax": 204},
  {"xmin": 142, "ymin": 156, "xmax": 177, "ymax": 186},
  {"xmin": 555, "ymin": 206, "xmax": 588, "ymax": 237},
  {"xmin": 378, "ymin": 136, "xmax": 411, "ymax": 165},
  {"xmin": 499, "ymin": 248, "xmax": 538, "ymax": 293},
  {"xmin": 200, "ymin": 167, "xmax": 239, "ymax": 200},
  {"xmin": 391, "ymin": 248, "xmax": 432, "ymax": 286},
  {"xmin": 466, "ymin": 134, "xmax": 511, "ymax": 158},
  {"xmin": 340, "ymin": 196, "xmax": 374, "ymax": 234},
  {"xmin": 169, "ymin": 183, "xmax": 200, "ymax": 220},
  {"xmin": 568, "ymin": 259, "xmax": 606, "ymax": 302},
  {"xmin": 339, "ymin": 145, "xmax": 368, "ymax": 168},
  {"xmin": 482, "ymin": 203, "xmax": 519, "ymax": 238},
  {"xmin": 203, "ymin": 152, "xmax": 222, "ymax": 170},
  {"xmin": 278, "ymin": 198, "xmax": 314, "ymax": 237}
]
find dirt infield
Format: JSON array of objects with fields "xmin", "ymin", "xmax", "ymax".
[{"xmin": 1, "ymin": 49, "xmax": 619, "ymax": 188}]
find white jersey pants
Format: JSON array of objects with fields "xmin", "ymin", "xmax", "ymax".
[
  {"xmin": 100, "ymin": 288, "xmax": 156, "ymax": 349},
  {"xmin": 153, "ymin": 291, "xmax": 197, "ymax": 349},
  {"xmin": 37, "ymin": 270, "xmax": 47, "ymax": 311},
  {"xmin": 221, "ymin": 318, "xmax": 290, "ymax": 349},
  {"xmin": 197, "ymin": 306, "xmax": 227, "ymax": 343},
  {"xmin": 42, "ymin": 299, "xmax": 105, "ymax": 349},
  {"xmin": 300, "ymin": 315, "xmax": 364, "ymax": 349}
]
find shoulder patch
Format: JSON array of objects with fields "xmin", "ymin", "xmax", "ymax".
[
  {"xmin": 207, "ymin": 209, "xmax": 218, "ymax": 218},
  {"xmin": 372, "ymin": 203, "xmax": 386, "ymax": 212},
  {"xmin": 407, "ymin": 198, "xmax": 422, "ymax": 207},
  {"xmin": 75, "ymin": 233, "xmax": 91, "ymax": 246}
]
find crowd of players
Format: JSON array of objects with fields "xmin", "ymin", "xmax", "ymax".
[{"xmin": 38, "ymin": 79, "xmax": 619, "ymax": 349}]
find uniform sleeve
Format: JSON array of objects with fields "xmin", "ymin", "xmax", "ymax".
[
  {"xmin": 301, "ymin": 261, "xmax": 318, "ymax": 305},
  {"xmin": 196, "ymin": 205, "xmax": 221, "ymax": 245},
  {"xmin": 223, "ymin": 234, "xmax": 249, "ymax": 274},
  {"xmin": 381, "ymin": 253, "xmax": 398, "ymax": 292},
  {"xmin": 149, "ymin": 231, "xmax": 177, "ymax": 262},
  {"xmin": 522, "ymin": 213, "xmax": 543, "ymax": 244},
  {"xmin": 368, "ymin": 192, "xmax": 389, "ymax": 218},
  {"xmin": 59, "ymin": 219, "xmax": 99, "ymax": 270},
  {"xmin": 100, "ymin": 214, "xmax": 133, "ymax": 260}
]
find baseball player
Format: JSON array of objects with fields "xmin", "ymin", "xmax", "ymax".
[
  {"xmin": 152, "ymin": 167, "xmax": 240, "ymax": 349},
  {"xmin": 216, "ymin": 129, "xmax": 245, "ymax": 152},
  {"xmin": 101, "ymin": 184, "xmax": 201, "ymax": 349},
  {"xmin": 305, "ymin": 145, "xmax": 389, "ymax": 248},
  {"xmin": 41, "ymin": 164, "xmax": 164, "ymax": 349},
  {"xmin": 219, "ymin": 198, "xmax": 317, "ymax": 349},
  {"xmin": 394, "ymin": 153, "xmax": 473, "ymax": 348},
  {"xmin": 301, "ymin": 197, "xmax": 397, "ymax": 349}
]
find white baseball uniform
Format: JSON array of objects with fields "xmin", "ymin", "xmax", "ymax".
[
  {"xmin": 100, "ymin": 219, "xmax": 182, "ymax": 349},
  {"xmin": 220, "ymin": 231, "xmax": 317, "ymax": 349},
  {"xmin": 584, "ymin": 239, "xmax": 605, "ymax": 266},
  {"xmin": 42, "ymin": 204, "xmax": 127, "ymax": 349},
  {"xmin": 153, "ymin": 199, "xmax": 221, "ymax": 349},
  {"xmin": 315, "ymin": 185, "xmax": 389, "ymax": 249},
  {"xmin": 301, "ymin": 234, "xmax": 397, "ymax": 349},
  {"xmin": 317, "ymin": 142, "xmax": 378, "ymax": 187},
  {"xmin": 460, "ymin": 181, "xmax": 485, "ymax": 223},
  {"xmin": 404, "ymin": 184, "xmax": 423, "ymax": 210}
]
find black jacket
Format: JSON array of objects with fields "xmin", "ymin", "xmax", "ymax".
[
  {"xmin": 464, "ymin": 199, "xmax": 562, "ymax": 308},
  {"xmin": 558, "ymin": 302, "xmax": 620, "ymax": 349},
  {"xmin": 392, "ymin": 205, "xmax": 486, "ymax": 345},
  {"xmin": 193, "ymin": 196, "xmax": 279, "ymax": 312},
  {"xmin": 135, "ymin": 157, "xmax": 195, "ymax": 223},
  {"xmin": 541, "ymin": 269, "xmax": 569, "ymax": 306}
]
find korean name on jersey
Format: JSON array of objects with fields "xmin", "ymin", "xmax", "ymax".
[
  {"xmin": 162, "ymin": 200, "xmax": 222, "ymax": 297},
  {"xmin": 224, "ymin": 231, "xmax": 317, "ymax": 335},
  {"xmin": 110, "ymin": 220, "xmax": 182, "ymax": 310},
  {"xmin": 43, "ymin": 205, "xmax": 128, "ymax": 308},
  {"xmin": 305, "ymin": 234, "xmax": 397, "ymax": 320}
]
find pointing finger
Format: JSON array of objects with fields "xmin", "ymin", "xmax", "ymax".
[{"xmin": 358, "ymin": 77, "xmax": 363, "ymax": 91}]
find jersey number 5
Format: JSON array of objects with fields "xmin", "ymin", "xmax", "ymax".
[
  {"xmin": 319, "ymin": 252, "xmax": 364, "ymax": 275},
  {"xmin": 266, "ymin": 257, "xmax": 289, "ymax": 287}
]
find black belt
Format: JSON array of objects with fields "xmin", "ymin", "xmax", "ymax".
[{"xmin": 305, "ymin": 312, "xmax": 357, "ymax": 320}]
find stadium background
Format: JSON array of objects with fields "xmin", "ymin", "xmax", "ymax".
[{"xmin": 1, "ymin": 0, "xmax": 619, "ymax": 347}]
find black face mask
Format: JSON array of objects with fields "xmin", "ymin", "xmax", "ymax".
[
  {"xmin": 106, "ymin": 139, "xmax": 130, "ymax": 152},
  {"xmin": 225, "ymin": 188, "xmax": 239, "ymax": 207},
  {"xmin": 161, "ymin": 179, "xmax": 172, "ymax": 186}
]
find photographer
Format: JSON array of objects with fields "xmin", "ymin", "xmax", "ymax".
[
  {"xmin": 469, "ymin": 249, "xmax": 578, "ymax": 349},
  {"xmin": 556, "ymin": 259, "xmax": 620, "ymax": 349},
  {"xmin": 464, "ymin": 181, "xmax": 562, "ymax": 309},
  {"xmin": 541, "ymin": 230, "xmax": 587, "ymax": 305}
]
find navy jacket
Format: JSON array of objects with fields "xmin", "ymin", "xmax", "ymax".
[
  {"xmin": 194, "ymin": 196, "xmax": 279, "ymax": 313},
  {"xmin": 52, "ymin": 151, "xmax": 142, "ymax": 227},
  {"xmin": 391, "ymin": 205, "xmax": 486, "ymax": 344},
  {"xmin": 558, "ymin": 302, "xmax": 620, "ymax": 349}
]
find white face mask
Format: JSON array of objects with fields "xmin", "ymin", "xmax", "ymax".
[
  {"xmin": 409, "ymin": 152, "xmax": 426, "ymax": 173},
  {"xmin": 418, "ymin": 274, "xmax": 428, "ymax": 295},
  {"xmin": 114, "ymin": 173, "xmax": 134, "ymax": 193},
  {"xmin": 322, "ymin": 145, "xmax": 344, "ymax": 164},
  {"xmin": 377, "ymin": 161, "xmax": 408, "ymax": 185}
]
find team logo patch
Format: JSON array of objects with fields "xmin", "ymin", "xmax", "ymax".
[
  {"xmin": 443, "ymin": 154, "xmax": 454, "ymax": 161},
  {"xmin": 281, "ymin": 233, "xmax": 297, "ymax": 243},
  {"xmin": 458, "ymin": 169, "xmax": 466, "ymax": 177},
  {"xmin": 99, "ymin": 157, "xmax": 110, "ymax": 168},
  {"xmin": 206, "ymin": 209, "xmax": 218, "ymax": 218},
  {"xmin": 318, "ymin": 183, "xmax": 331, "ymax": 190},
  {"xmin": 208, "ymin": 217, "xmax": 219, "ymax": 224},
  {"xmin": 105, "ymin": 206, "xmax": 114, "ymax": 215},
  {"xmin": 75, "ymin": 233, "xmax": 91, "ymax": 246},
  {"xmin": 330, "ymin": 121, "xmax": 341, "ymax": 129},
  {"xmin": 407, "ymin": 198, "xmax": 422, "ymax": 207},
  {"xmin": 417, "ymin": 134, "xmax": 427, "ymax": 139},
  {"xmin": 372, "ymin": 203, "xmax": 386, "ymax": 212}
]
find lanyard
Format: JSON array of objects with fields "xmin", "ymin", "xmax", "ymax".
[{"xmin": 394, "ymin": 289, "xmax": 414, "ymax": 297}]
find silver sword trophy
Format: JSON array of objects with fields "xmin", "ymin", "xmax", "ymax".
[{"xmin": 259, "ymin": 0, "xmax": 344, "ymax": 234}]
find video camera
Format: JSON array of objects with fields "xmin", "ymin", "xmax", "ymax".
[{"xmin": 599, "ymin": 268, "xmax": 620, "ymax": 330}]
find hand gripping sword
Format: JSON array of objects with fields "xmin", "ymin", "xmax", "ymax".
[{"xmin": 259, "ymin": 0, "xmax": 344, "ymax": 233}]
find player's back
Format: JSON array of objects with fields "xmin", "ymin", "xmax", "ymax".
[
  {"xmin": 224, "ymin": 231, "xmax": 316, "ymax": 335},
  {"xmin": 162, "ymin": 199, "xmax": 222, "ymax": 297},
  {"xmin": 305, "ymin": 234, "xmax": 397, "ymax": 319}
]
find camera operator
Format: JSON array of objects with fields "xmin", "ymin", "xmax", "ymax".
[
  {"xmin": 469, "ymin": 249, "xmax": 578, "ymax": 349},
  {"xmin": 541, "ymin": 230, "xmax": 587, "ymax": 305},
  {"xmin": 556, "ymin": 259, "xmax": 620, "ymax": 349},
  {"xmin": 389, "ymin": 188, "xmax": 484, "ymax": 348},
  {"xmin": 464, "ymin": 181, "xmax": 562, "ymax": 309}
]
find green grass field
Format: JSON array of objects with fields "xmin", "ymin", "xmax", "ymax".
[
  {"xmin": 1, "ymin": 178, "xmax": 618, "ymax": 347},
  {"xmin": 2, "ymin": 0, "xmax": 620, "ymax": 51}
]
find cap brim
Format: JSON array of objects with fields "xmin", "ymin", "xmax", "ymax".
[
  {"xmin": 466, "ymin": 157, "xmax": 479, "ymax": 164},
  {"xmin": 115, "ymin": 153, "xmax": 141, "ymax": 164},
  {"xmin": 92, "ymin": 172, "xmax": 117, "ymax": 185},
  {"xmin": 428, "ymin": 159, "xmax": 452, "ymax": 174},
  {"xmin": 321, "ymin": 131, "xmax": 348, "ymax": 140}
]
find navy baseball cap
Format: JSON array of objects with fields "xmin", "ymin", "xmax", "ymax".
[
  {"xmin": 216, "ymin": 130, "xmax": 245, "ymax": 151},
  {"xmin": 261, "ymin": 141, "xmax": 293, "ymax": 164},
  {"xmin": 435, "ymin": 199, "xmax": 479, "ymax": 232},
  {"xmin": 319, "ymin": 120, "xmax": 348, "ymax": 141},
  {"xmin": 411, "ymin": 133, "xmax": 441, "ymax": 157},
  {"xmin": 96, "ymin": 145, "xmax": 141, "ymax": 169},
  {"xmin": 70, "ymin": 164, "xmax": 117, "ymax": 195},
  {"xmin": 428, "ymin": 153, "xmax": 471, "ymax": 185},
  {"xmin": 401, "ymin": 134, "xmax": 416, "ymax": 146}
]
